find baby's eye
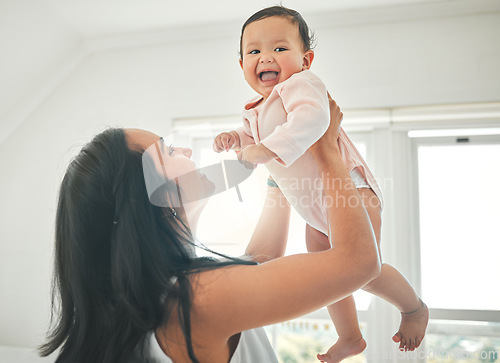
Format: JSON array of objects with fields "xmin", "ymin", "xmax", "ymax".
[
  {"xmin": 249, "ymin": 49, "xmax": 260, "ymax": 55},
  {"xmin": 168, "ymin": 145, "xmax": 175, "ymax": 155},
  {"xmin": 274, "ymin": 47, "xmax": 287, "ymax": 52}
]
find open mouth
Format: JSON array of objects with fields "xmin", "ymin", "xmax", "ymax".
[{"xmin": 259, "ymin": 71, "xmax": 278, "ymax": 82}]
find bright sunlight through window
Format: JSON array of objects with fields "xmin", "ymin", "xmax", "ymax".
[{"xmin": 418, "ymin": 143, "xmax": 500, "ymax": 310}]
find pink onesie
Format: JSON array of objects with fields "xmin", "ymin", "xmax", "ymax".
[{"xmin": 236, "ymin": 70, "xmax": 383, "ymax": 235}]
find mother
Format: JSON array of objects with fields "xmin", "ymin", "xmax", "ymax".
[{"xmin": 39, "ymin": 99, "xmax": 380, "ymax": 362}]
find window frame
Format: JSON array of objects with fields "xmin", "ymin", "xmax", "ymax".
[{"xmin": 411, "ymin": 132, "xmax": 500, "ymax": 326}]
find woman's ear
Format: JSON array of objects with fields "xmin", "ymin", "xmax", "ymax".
[
  {"xmin": 239, "ymin": 58, "xmax": 243, "ymax": 69},
  {"xmin": 302, "ymin": 50, "xmax": 314, "ymax": 70}
]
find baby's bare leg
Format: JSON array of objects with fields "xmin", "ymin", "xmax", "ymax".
[
  {"xmin": 357, "ymin": 188, "xmax": 429, "ymax": 352},
  {"xmin": 306, "ymin": 224, "xmax": 366, "ymax": 363}
]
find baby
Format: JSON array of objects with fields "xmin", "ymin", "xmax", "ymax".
[{"xmin": 213, "ymin": 6, "xmax": 428, "ymax": 362}]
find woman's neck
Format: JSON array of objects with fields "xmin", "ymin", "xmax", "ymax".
[{"xmin": 183, "ymin": 201, "xmax": 205, "ymax": 234}]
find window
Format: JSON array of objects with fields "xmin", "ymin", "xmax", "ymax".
[
  {"xmin": 417, "ymin": 139, "xmax": 500, "ymax": 310},
  {"xmin": 412, "ymin": 132, "xmax": 500, "ymax": 361},
  {"xmin": 265, "ymin": 319, "xmax": 367, "ymax": 363},
  {"xmin": 425, "ymin": 320, "xmax": 500, "ymax": 362}
]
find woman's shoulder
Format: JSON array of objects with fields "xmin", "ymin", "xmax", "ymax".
[{"xmin": 189, "ymin": 265, "xmax": 248, "ymax": 315}]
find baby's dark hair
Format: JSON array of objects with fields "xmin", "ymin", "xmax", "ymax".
[{"xmin": 239, "ymin": 5, "xmax": 315, "ymax": 59}]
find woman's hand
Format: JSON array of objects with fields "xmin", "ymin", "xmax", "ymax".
[{"xmin": 309, "ymin": 94, "xmax": 343, "ymax": 163}]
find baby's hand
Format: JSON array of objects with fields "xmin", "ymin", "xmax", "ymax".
[
  {"xmin": 237, "ymin": 144, "xmax": 276, "ymax": 165},
  {"xmin": 213, "ymin": 131, "xmax": 240, "ymax": 152}
]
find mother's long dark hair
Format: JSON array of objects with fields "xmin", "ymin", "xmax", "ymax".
[{"xmin": 40, "ymin": 128, "xmax": 254, "ymax": 362}]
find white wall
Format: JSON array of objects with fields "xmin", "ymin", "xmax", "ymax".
[
  {"xmin": 311, "ymin": 11, "xmax": 500, "ymax": 107},
  {"xmin": 0, "ymin": 6, "xmax": 499, "ymax": 350},
  {"xmin": 0, "ymin": 0, "xmax": 84, "ymax": 144}
]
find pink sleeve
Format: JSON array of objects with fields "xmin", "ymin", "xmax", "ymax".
[
  {"xmin": 260, "ymin": 72, "xmax": 330, "ymax": 167},
  {"xmin": 235, "ymin": 122, "xmax": 255, "ymax": 148}
]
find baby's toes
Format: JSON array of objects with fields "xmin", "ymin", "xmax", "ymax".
[
  {"xmin": 399, "ymin": 338, "xmax": 406, "ymax": 351},
  {"xmin": 408, "ymin": 338, "xmax": 416, "ymax": 351},
  {"xmin": 392, "ymin": 332, "xmax": 402, "ymax": 343},
  {"xmin": 415, "ymin": 337, "xmax": 422, "ymax": 349},
  {"xmin": 317, "ymin": 353, "xmax": 327, "ymax": 362}
]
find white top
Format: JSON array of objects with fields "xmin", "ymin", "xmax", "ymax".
[{"xmin": 145, "ymin": 327, "xmax": 278, "ymax": 362}]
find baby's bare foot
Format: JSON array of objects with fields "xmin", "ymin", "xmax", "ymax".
[
  {"xmin": 392, "ymin": 299, "xmax": 429, "ymax": 351},
  {"xmin": 317, "ymin": 336, "xmax": 367, "ymax": 363}
]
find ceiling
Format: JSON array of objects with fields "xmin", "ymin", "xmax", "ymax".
[
  {"xmin": 42, "ymin": 0, "xmax": 452, "ymax": 39},
  {"xmin": 1, "ymin": 0, "xmax": 492, "ymax": 145}
]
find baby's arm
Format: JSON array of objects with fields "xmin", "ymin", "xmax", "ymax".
[
  {"xmin": 237, "ymin": 143, "xmax": 277, "ymax": 165},
  {"xmin": 213, "ymin": 119, "xmax": 256, "ymax": 153},
  {"xmin": 260, "ymin": 72, "xmax": 330, "ymax": 166}
]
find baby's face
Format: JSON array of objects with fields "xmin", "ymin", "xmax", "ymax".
[{"xmin": 240, "ymin": 16, "xmax": 313, "ymax": 100}]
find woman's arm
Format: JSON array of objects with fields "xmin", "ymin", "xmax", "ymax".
[
  {"xmin": 191, "ymin": 98, "xmax": 381, "ymax": 342},
  {"xmin": 244, "ymin": 178, "xmax": 290, "ymax": 262}
]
